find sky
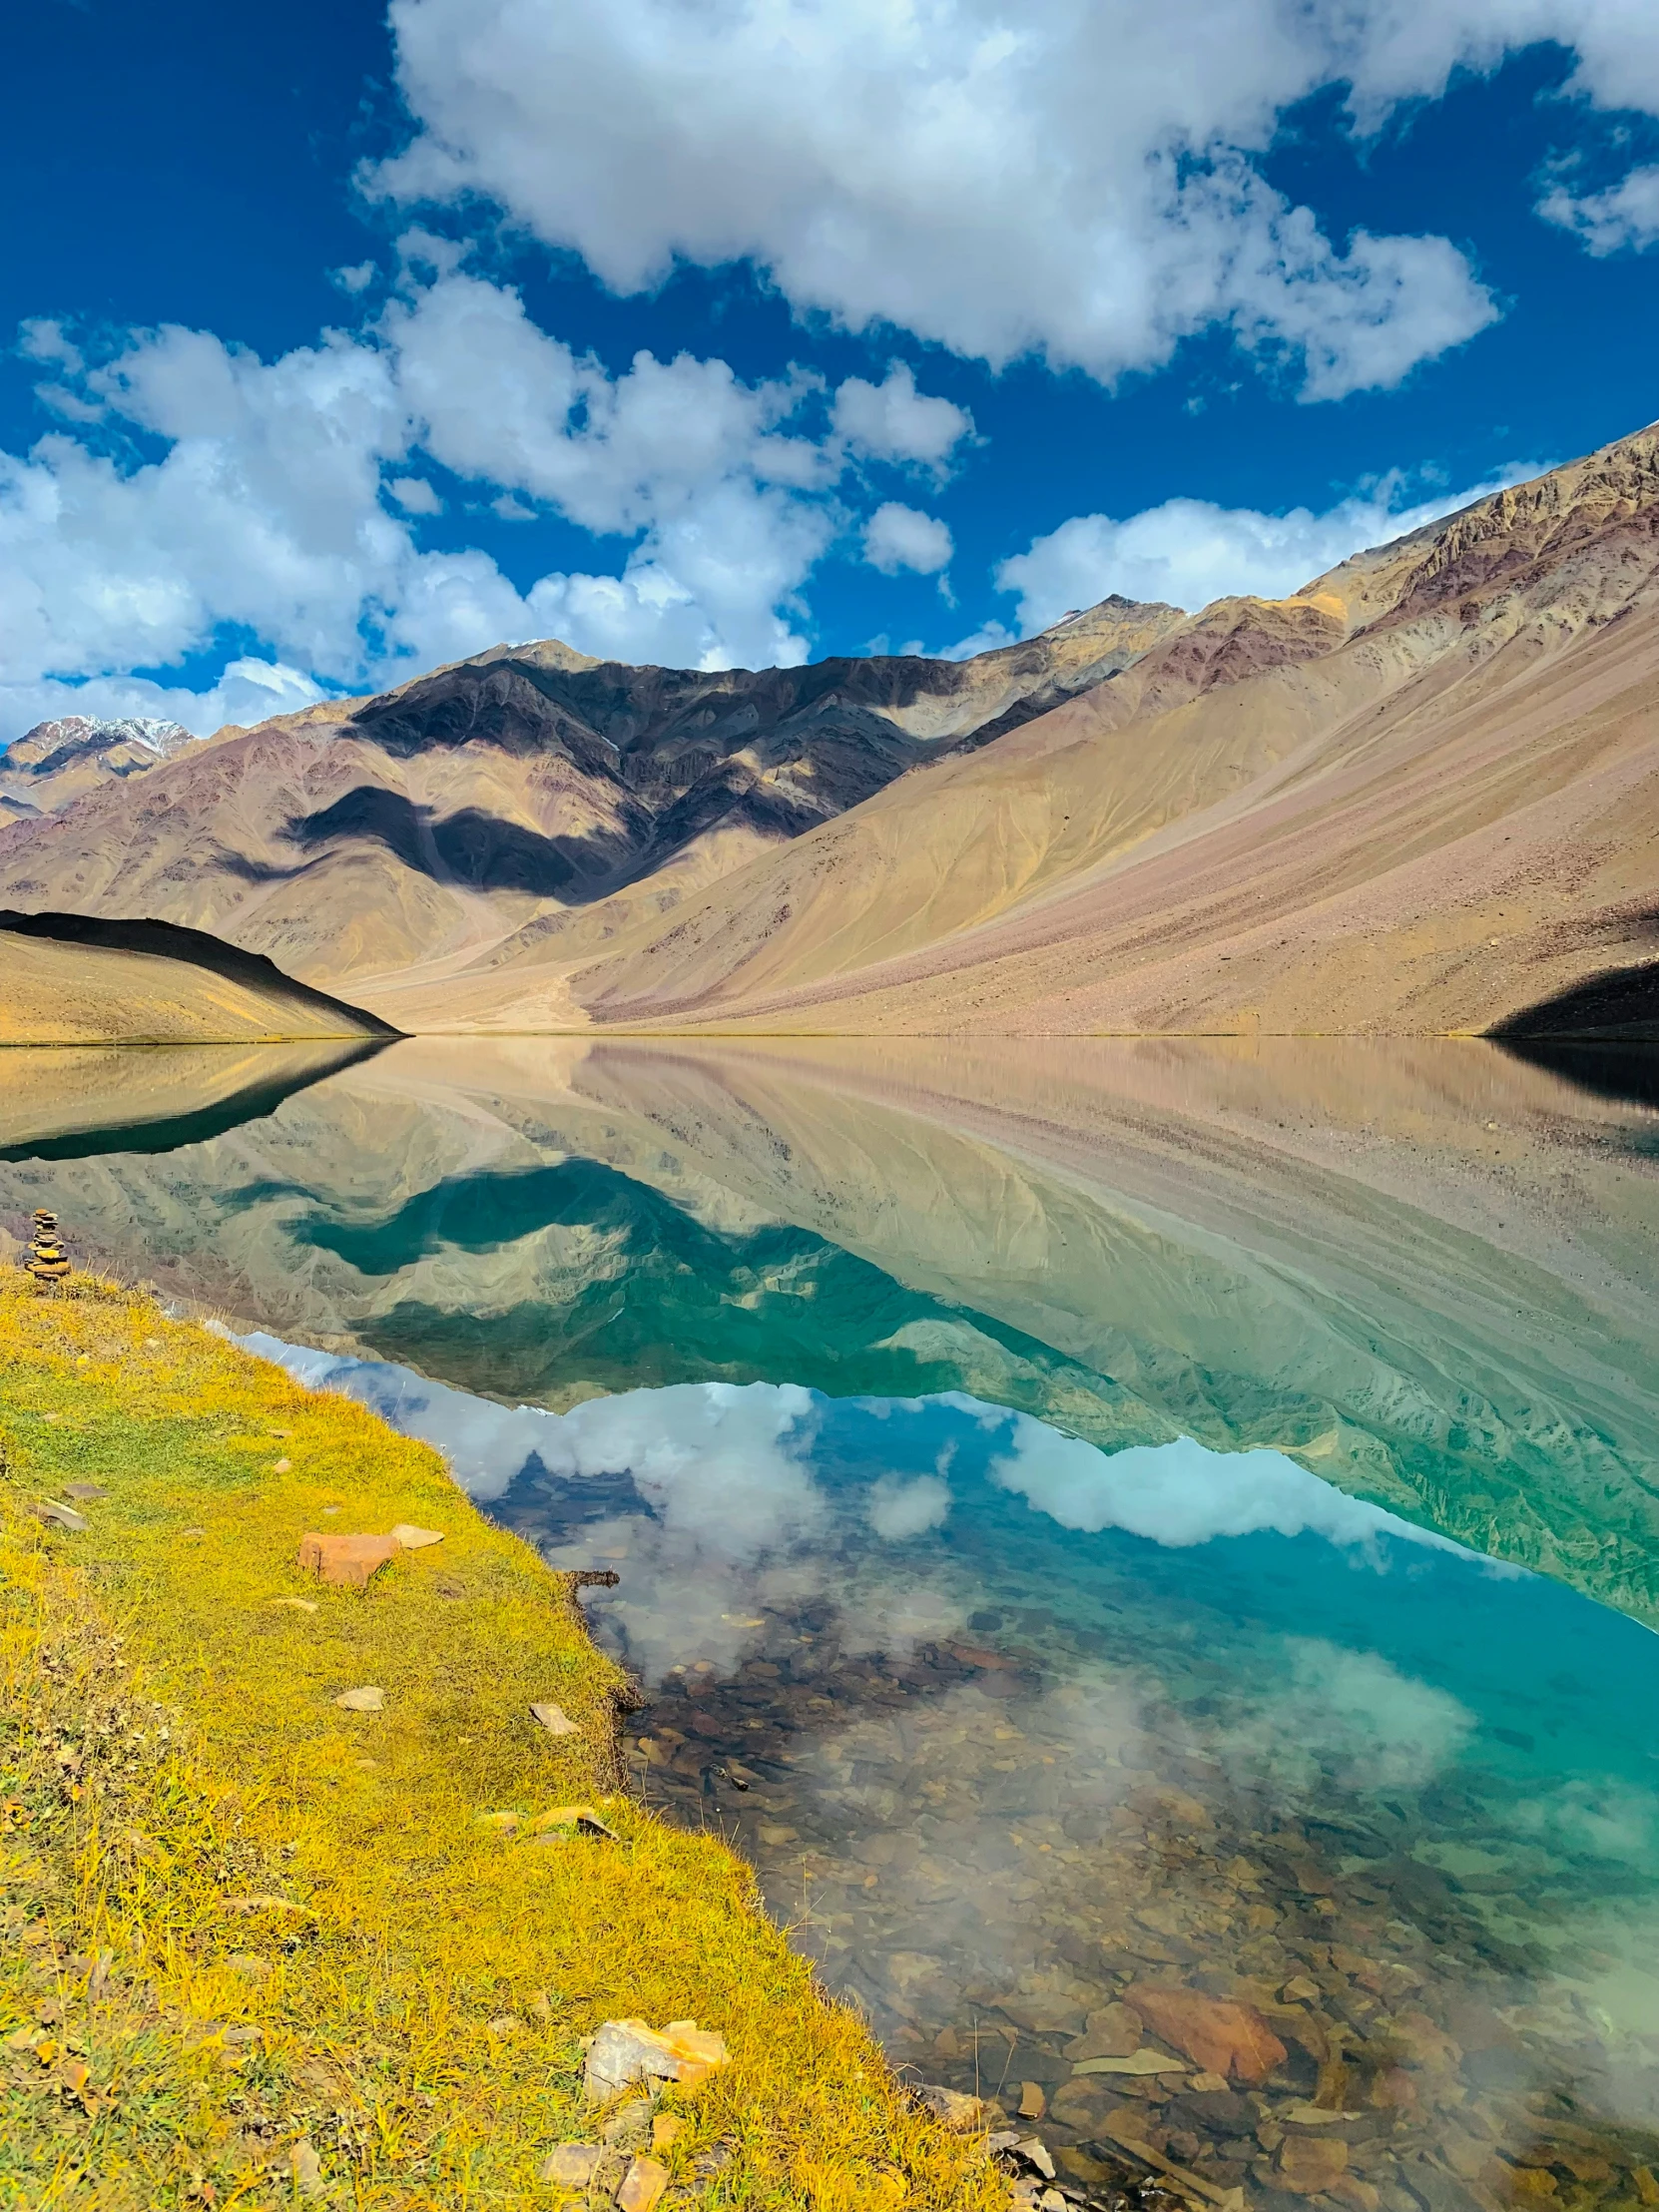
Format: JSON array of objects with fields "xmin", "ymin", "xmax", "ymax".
[{"xmin": 3, "ymin": 0, "xmax": 1658, "ymax": 743}]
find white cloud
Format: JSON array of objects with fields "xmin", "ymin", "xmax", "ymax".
[
  {"xmin": 386, "ymin": 474, "xmax": 444, "ymax": 514},
  {"xmin": 1540, "ymin": 163, "xmax": 1659, "ymax": 255},
  {"xmin": 865, "ymin": 1472, "xmax": 953, "ymax": 1539},
  {"xmin": 862, "ymin": 500, "xmax": 954, "ymax": 577},
  {"xmin": 984, "ymin": 1415, "xmax": 1470, "ymax": 1553},
  {"xmin": 331, "ymin": 261, "xmax": 378, "ymax": 295},
  {"xmin": 362, "ymin": 0, "xmax": 1659, "ymax": 395},
  {"xmin": 830, "ymin": 362, "xmax": 974, "ymax": 474},
  {"xmin": 0, "ymin": 270, "xmax": 979, "ymax": 741},
  {"xmin": 994, "ymin": 464, "xmax": 1542, "ymax": 628}
]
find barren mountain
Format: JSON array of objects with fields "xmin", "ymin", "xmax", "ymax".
[
  {"xmin": 381, "ymin": 423, "xmax": 1659, "ymax": 1038},
  {"xmin": 0, "ymin": 910, "xmax": 398, "ymax": 1046},
  {"xmin": 0, "ymin": 602, "xmax": 1180, "ymax": 992}
]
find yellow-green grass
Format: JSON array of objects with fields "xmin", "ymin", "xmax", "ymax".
[{"xmin": 0, "ymin": 1273, "xmax": 1006, "ymax": 2212}]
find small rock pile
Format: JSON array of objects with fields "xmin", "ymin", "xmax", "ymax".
[
  {"xmin": 538, "ymin": 2016, "xmax": 729, "ymax": 2209},
  {"xmin": 25, "ymin": 1210, "xmax": 70, "ymax": 1286}
]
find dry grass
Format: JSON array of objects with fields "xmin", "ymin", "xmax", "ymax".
[{"xmin": 0, "ymin": 1272, "xmax": 1007, "ymax": 2211}]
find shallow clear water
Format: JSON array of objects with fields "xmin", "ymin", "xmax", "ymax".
[{"xmin": 5, "ymin": 1035, "xmax": 1659, "ymax": 2208}]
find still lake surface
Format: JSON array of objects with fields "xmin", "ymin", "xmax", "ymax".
[{"xmin": 4, "ymin": 1034, "xmax": 1659, "ymax": 2209}]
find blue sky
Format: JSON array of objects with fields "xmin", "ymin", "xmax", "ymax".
[{"xmin": 3, "ymin": 0, "xmax": 1658, "ymax": 740}]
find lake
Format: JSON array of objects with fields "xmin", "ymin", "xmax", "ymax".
[{"xmin": 4, "ymin": 1034, "xmax": 1658, "ymax": 2210}]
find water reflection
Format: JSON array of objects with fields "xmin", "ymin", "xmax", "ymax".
[{"xmin": 248, "ymin": 1339, "xmax": 1659, "ymax": 2207}]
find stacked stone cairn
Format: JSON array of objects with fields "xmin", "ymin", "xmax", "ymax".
[{"xmin": 25, "ymin": 1211, "xmax": 71, "ymax": 1286}]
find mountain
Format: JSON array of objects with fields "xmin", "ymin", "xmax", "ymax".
[
  {"xmin": 0, "ymin": 715, "xmax": 195, "ymax": 819},
  {"xmin": 3, "ymin": 423, "xmax": 1658, "ymax": 1037},
  {"xmin": 0, "ymin": 603, "xmax": 1181, "ymax": 992},
  {"xmin": 0, "ymin": 910, "xmax": 399, "ymax": 1046},
  {"xmin": 383, "ymin": 424, "xmax": 1659, "ymax": 1037}
]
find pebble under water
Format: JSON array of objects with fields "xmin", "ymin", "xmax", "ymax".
[{"xmin": 249, "ymin": 1344, "xmax": 1659, "ymax": 2212}]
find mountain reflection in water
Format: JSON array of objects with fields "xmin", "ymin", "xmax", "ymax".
[
  {"xmin": 247, "ymin": 1341, "xmax": 1659, "ymax": 2209},
  {"xmin": 6, "ymin": 1033, "xmax": 1659, "ymax": 2208}
]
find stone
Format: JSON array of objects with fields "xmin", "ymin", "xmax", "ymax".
[
  {"xmin": 914, "ymin": 2083, "xmax": 989, "ymax": 2130},
  {"xmin": 1278, "ymin": 2135, "xmax": 1350, "ymax": 2194},
  {"xmin": 584, "ymin": 2018, "xmax": 728, "ymax": 2100},
  {"xmin": 289, "ymin": 2139, "xmax": 325, "ymax": 2199},
  {"xmin": 297, "ymin": 1532, "xmax": 397, "ymax": 1588},
  {"xmin": 617, "ymin": 2157, "xmax": 671, "ymax": 2212},
  {"xmin": 539, "ymin": 2143, "xmax": 602, "ymax": 2186},
  {"xmin": 333, "ymin": 1686, "xmax": 384, "ymax": 1712},
  {"xmin": 32, "ymin": 1501, "xmax": 87, "ymax": 1531},
  {"xmin": 1017, "ymin": 2137, "xmax": 1057, "ymax": 2180},
  {"xmin": 390, "ymin": 1523, "xmax": 445, "ymax": 1550},
  {"xmin": 530, "ymin": 1701, "xmax": 581, "ymax": 1736},
  {"xmin": 1067, "ymin": 2004, "xmax": 1142, "ymax": 2060},
  {"xmin": 603, "ymin": 2098, "xmax": 655, "ymax": 2150},
  {"xmin": 1072, "ymin": 2050, "xmax": 1186, "ymax": 2077},
  {"xmin": 1125, "ymin": 1984, "xmax": 1287, "ymax": 2083},
  {"xmin": 1017, "ymin": 2082, "xmax": 1047, "ymax": 2120},
  {"xmin": 650, "ymin": 2113, "xmax": 684, "ymax": 2154},
  {"xmin": 227, "ymin": 1953, "xmax": 272, "ymax": 1980},
  {"xmin": 270, "ymin": 1596, "xmax": 318, "ymax": 1614},
  {"xmin": 61, "ymin": 1483, "xmax": 107, "ymax": 1501},
  {"xmin": 532, "ymin": 1804, "xmax": 621, "ymax": 1840},
  {"xmin": 273, "ymin": 1458, "xmax": 292, "ymax": 1474}
]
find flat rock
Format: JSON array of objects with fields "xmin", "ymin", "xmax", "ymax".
[
  {"xmin": 539, "ymin": 2143, "xmax": 602, "ymax": 2186},
  {"xmin": 390, "ymin": 1522, "xmax": 444, "ymax": 1549},
  {"xmin": 617, "ymin": 2156, "xmax": 671, "ymax": 2212},
  {"xmin": 298, "ymin": 1531, "xmax": 397, "ymax": 1588},
  {"xmin": 1278, "ymin": 2134, "xmax": 1350, "ymax": 2194},
  {"xmin": 584, "ymin": 2017, "xmax": 728, "ymax": 2099},
  {"xmin": 1124, "ymin": 1983, "xmax": 1287, "ymax": 2083},
  {"xmin": 33, "ymin": 1500, "xmax": 87, "ymax": 1531},
  {"xmin": 333, "ymin": 1685, "xmax": 384, "ymax": 1713},
  {"xmin": 530, "ymin": 1701, "xmax": 581, "ymax": 1736},
  {"xmin": 61, "ymin": 1483, "xmax": 107, "ymax": 1500},
  {"xmin": 914, "ymin": 2082, "xmax": 990, "ymax": 2131}
]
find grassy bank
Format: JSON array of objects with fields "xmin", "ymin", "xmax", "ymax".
[{"xmin": 0, "ymin": 1273, "xmax": 1005, "ymax": 2211}]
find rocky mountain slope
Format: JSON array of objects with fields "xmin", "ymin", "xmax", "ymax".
[
  {"xmin": 384, "ymin": 424, "xmax": 1659, "ymax": 1037},
  {"xmin": 0, "ymin": 603, "xmax": 1180, "ymax": 991},
  {"xmin": 0, "ymin": 910, "xmax": 398, "ymax": 1046},
  {"xmin": 0, "ymin": 715, "xmax": 194, "ymax": 822}
]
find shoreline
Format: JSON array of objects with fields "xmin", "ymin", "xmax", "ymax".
[{"xmin": 0, "ymin": 1272, "xmax": 1009, "ymax": 2210}]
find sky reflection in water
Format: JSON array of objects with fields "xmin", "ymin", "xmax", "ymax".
[{"xmin": 245, "ymin": 1334, "xmax": 1659, "ymax": 2197}]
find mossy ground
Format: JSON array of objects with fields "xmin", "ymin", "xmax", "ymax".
[{"xmin": 0, "ymin": 1272, "xmax": 1006, "ymax": 2211}]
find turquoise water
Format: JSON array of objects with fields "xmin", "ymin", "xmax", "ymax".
[{"xmin": 5, "ymin": 1035, "xmax": 1659, "ymax": 2205}]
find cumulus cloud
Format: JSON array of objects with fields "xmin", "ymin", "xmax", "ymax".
[
  {"xmin": 0, "ymin": 269, "xmax": 976, "ymax": 741},
  {"xmin": 1540, "ymin": 164, "xmax": 1659, "ymax": 255},
  {"xmin": 993, "ymin": 465, "xmax": 1542, "ymax": 628},
  {"xmin": 830, "ymin": 363, "xmax": 974, "ymax": 474},
  {"xmin": 366, "ymin": 1, "xmax": 1659, "ymax": 394},
  {"xmin": 865, "ymin": 1472, "xmax": 953, "ymax": 1539},
  {"xmin": 861, "ymin": 501, "xmax": 954, "ymax": 577},
  {"xmin": 985, "ymin": 1416, "xmax": 1470, "ymax": 1554}
]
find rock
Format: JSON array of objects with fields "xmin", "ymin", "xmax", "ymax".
[
  {"xmin": 603, "ymin": 2098, "xmax": 655, "ymax": 2150},
  {"xmin": 227, "ymin": 1953, "xmax": 272, "ymax": 1980},
  {"xmin": 531, "ymin": 1804, "xmax": 621, "ymax": 1840},
  {"xmin": 33, "ymin": 1501, "xmax": 87, "ymax": 1532},
  {"xmin": 1018, "ymin": 2081, "xmax": 1047, "ymax": 2120},
  {"xmin": 1278, "ymin": 2135, "xmax": 1349, "ymax": 2194},
  {"xmin": 297, "ymin": 1532, "xmax": 398, "ymax": 1588},
  {"xmin": 1017, "ymin": 2137, "xmax": 1057, "ymax": 2179},
  {"xmin": 584, "ymin": 2018, "xmax": 728, "ymax": 2100},
  {"xmin": 61, "ymin": 1483, "xmax": 107, "ymax": 1500},
  {"xmin": 1282, "ymin": 1975, "xmax": 1322, "ymax": 2003},
  {"xmin": 333, "ymin": 1686, "xmax": 384, "ymax": 1713},
  {"xmin": 486, "ymin": 2014, "xmax": 520, "ymax": 2037},
  {"xmin": 914, "ymin": 2083, "xmax": 990, "ymax": 2131},
  {"xmin": 651, "ymin": 2113, "xmax": 685, "ymax": 2154},
  {"xmin": 289, "ymin": 2139, "xmax": 325, "ymax": 2199},
  {"xmin": 1066, "ymin": 2004, "xmax": 1142, "ymax": 2060},
  {"xmin": 270, "ymin": 1597, "xmax": 318, "ymax": 1614},
  {"xmin": 617, "ymin": 2156, "xmax": 671, "ymax": 2212},
  {"xmin": 273, "ymin": 1458, "xmax": 292, "ymax": 1474},
  {"xmin": 530, "ymin": 1701, "xmax": 581, "ymax": 1736},
  {"xmin": 1072, "ymin": 2050, "xmax": 1186, "ymax": 2077},
  {"xmin": 1127, "ymin": 1783, "xmax": 1214, "ymax": 1831},
  {"xmin": 539, "ymin": 2143, "xmax": 602, "ymax": 2186},
  {"xmin": 390, "ymin": 1523, "xmax": 444, "ymax": 1550},
  {"xmin": 1124, "ymin": 1984, "xmax": 1287, "ymax": 2083}
]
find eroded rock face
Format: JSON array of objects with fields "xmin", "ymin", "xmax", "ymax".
[{"xmin": 0, "ymin": 716, "xmax": 193, "ymax": 820}]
